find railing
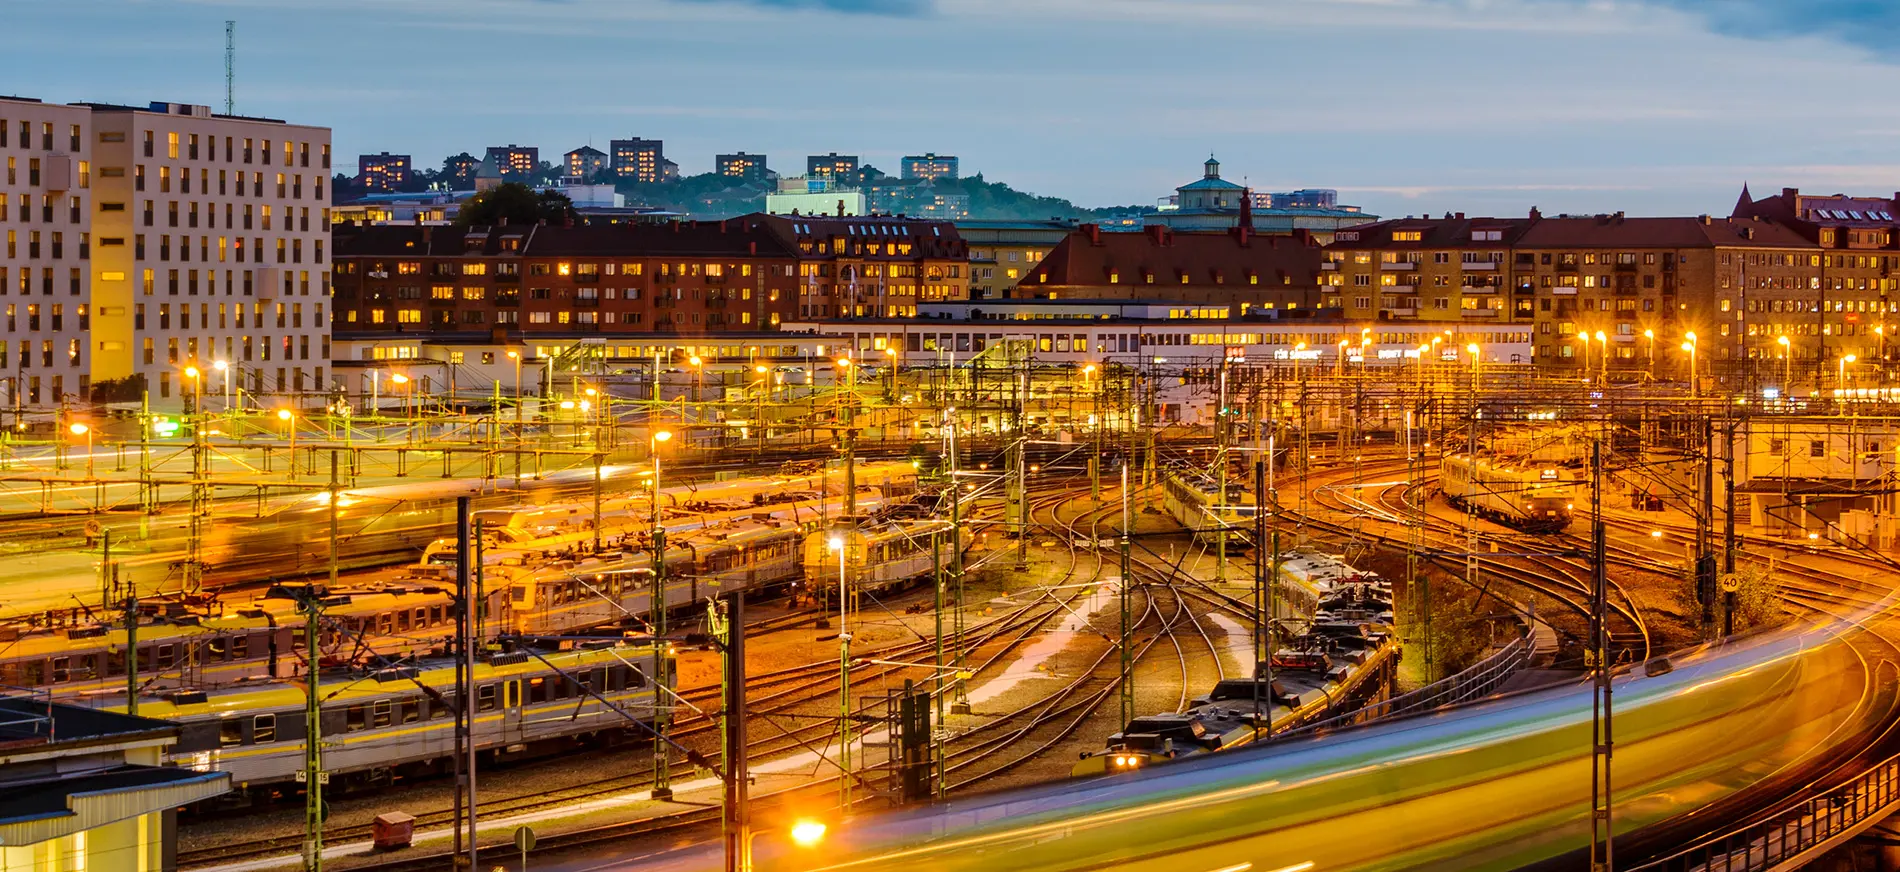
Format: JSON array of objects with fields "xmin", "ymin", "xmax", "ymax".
[
  {"xmin": 1627, "ymin": 747, "xmax": 1900, "ymax": 871},
  {"xmin": 1270, "ymin": 630, "xmax": 1535, "ymax": 742},
  {"xmin": 0, "ymin": 685, "xmax": 56, "ymax": 741}
]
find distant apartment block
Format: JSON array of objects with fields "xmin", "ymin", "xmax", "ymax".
[
  {"xmin": 564, "ymin": 145, "xmax": 607, "ymax": 181},
  {"xmin": 901, "ymin": 153, "xmax": 958, "ymax": 181},
  {"xmin": 356, "ymin": 152, "xmax": 410, "ymax": 192},
  {"xmin": 612, "ymin": 138, "xmax": 665, "ymax": 183},
  {"xmin": 484, "ymin": 144, "xmax": 538, "ymax": 178},
  {"xmin": 0, "ymin": 96, "xmax": 332, "ymax": 409},
  {"xmin": 1252, "ymin": 189, "xmax": 1340, "ymax": 210},
  {"xmin": 808, "ymin": 152, "xmax": 859, "ymax": 181},
  {"xmin": 442, "ymin": 152, "xmax": 479, "ymax": 188},
  {"xmin": 717, "ymin": 152, "xmax": 768, "ymax": 180}
]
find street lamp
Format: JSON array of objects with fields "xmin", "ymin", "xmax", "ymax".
[
  {"xmin": 1594, "ymin": 331, "xmax": 1608, "ymax": 381},
  {"xmin": 1778, "ymin": 335, "xmax": 1792, "ymax": 391},
  {"xmin": 1840, "ymin": 353, "xmax": 1858, "ymax": 397},
  {"xmin": 1643, "ymin": 329, "xmax": 1655, "ymax": 380},
  {"xmin": 507, "ymin": 350, "xmax": 523, "ymax": 428},
  {"xmin": 277, "ymin": 409, "xmax": 296, "ymax": 480},
  {"xmin": 1681, "ymin": 336, "xmax": 1699, "ymax": 399},
  {"xmin": 389, "ymin": 373, "xmax": 411, "ymax": 420},
  {"xmin": 69, "ymin": 421, "xmax": 92, "ymax": 479},
  {"xmin": 827, "ymin": 531, "xmax": 852, "ymax": 805},
  {"xmin": 213, "ymin": 360, "xmax": 231, "ymax": 413}
]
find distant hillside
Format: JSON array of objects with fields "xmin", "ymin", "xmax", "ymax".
[
  {"xmin": 934, "ymin": 174, "xmax": 1144, "ymax": 222},
  {"xmin": 615, "ymin": 172, "xmax": 1141, "ymax": 222}
]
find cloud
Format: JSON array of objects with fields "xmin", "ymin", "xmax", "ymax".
[
  {"xmin": 675, "ymin": 0, "xmax": 931, "ymax": 15},
  {"xmin": 1532, "ymin": 0, "xmax": 1900, "ymax": 55}
]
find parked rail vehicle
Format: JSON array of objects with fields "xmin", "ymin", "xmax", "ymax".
[
  {"xmin": 417, "ymin": 459, "xmax": 921, "ymax": 568},
  {"xmin": 0, "ymin": 581, "xmax": 510, "ymax": 699},
  {"xmin": 1075, "ymin": 553, "xmax": 1400, "ymax": 777},
  {"xmin": 3, "ymin": 464, "xmax": 920, "ymax": 697},
  {"xmin": 1440, "ymin": 454, "xmax": 1576, "ymax": 533},
  {"xmin": 799, "ymin": 520, "xmax": 969, "ymax": 603},
  {"xmin": 107, "ymin": 641, "xmax": 670, "ymax": 799},
  {"xmin": 1073, "ymin": 630, "xmax": 1400, "ymax": 777},
  {"xmin": 1159, "ymin": 466, "xmax": 1253, "ymax": 547}
]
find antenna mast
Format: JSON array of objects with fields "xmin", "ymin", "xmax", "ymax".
[{"xmin": 224, "ymin": 21, "xmax": 235, "ymax": 114}]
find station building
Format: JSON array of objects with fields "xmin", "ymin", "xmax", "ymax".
[{"xmin": 0, "ymin": 695, "xmax": 229, "ymax": 871}]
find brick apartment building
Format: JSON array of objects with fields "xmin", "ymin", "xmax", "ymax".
[
  {"xmin": 1015, "ymin": 223, "xmax": 1324, "ymax": 314},
  {"xmin": 1323, "ymin": 201, "xmax": 1900, "ymax": 376},
  {"xmin": 330, "ymin": 213, "xmax": 969, "ymax": 342}
]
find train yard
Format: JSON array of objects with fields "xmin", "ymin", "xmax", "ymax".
[{"xmin": 8, "ymin": 354, "xmax": 1900, "ymax": 872}]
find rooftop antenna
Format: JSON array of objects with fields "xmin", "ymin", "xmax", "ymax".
[{"xmin": 224, "ymin": 20, "xmax": 235, "ymax": 114}]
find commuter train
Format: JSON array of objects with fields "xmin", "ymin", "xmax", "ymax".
[
  {"xmin": 755, "ymin": 624, "xmax": 1873, "ymax": 872},
  {"xmin": 1440, "ymin": 454, "xmax": 1576, "ymax": 533},
  {"xmin": 113, "ymin": 641, "xmax": 670, "ymax": 799},
  {"xmin": 0, "ymin": 462, "xmax": 922, "ymax": 696},
  {"xmin": 799, "ymin": 520, "xmax": 969, "ymax": 603},
  {"xmin": 1159, "ymin": 465, "xmax": 1254, "ymax": 547}
]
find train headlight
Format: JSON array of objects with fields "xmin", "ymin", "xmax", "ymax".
[{"xmin": 791, "ymin": 820, "xmax": 827, "ymax": 847}]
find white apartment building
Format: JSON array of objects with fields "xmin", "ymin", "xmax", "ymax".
[{"xmin": 0, "ymin": 96, "xmax": 330, "ymax": 411}]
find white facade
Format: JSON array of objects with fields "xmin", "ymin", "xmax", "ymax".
[
  {"xmin": 0, "ymin": 97, "xmax": 331, "ymax": 411},
  {"xmin": 765, "ymin": 189, "xmax": 864, "ymax": 217}
]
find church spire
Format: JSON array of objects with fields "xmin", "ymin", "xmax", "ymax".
[{"xmin": 1733, "ymin": 182, "xmax": 1754, "ymax": 217}]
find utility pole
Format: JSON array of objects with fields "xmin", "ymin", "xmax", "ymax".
[
  {"xmin": 1013, "ymin": 352, "xmax": 1029, "ymax": 572},
  {"xmin": 452, "ymin": 497, "xmax": 479, "ymax": 870},
  {"xmin": 1214, "ymin": 359, "xmax": 1229, "ymax": 585},
  {"xmin": 1118, "ymin": 463, "xmax": 1134, "ymax": 728},
  {"xmin": 949, "ymin": 421, "xmax": 969, "ymax": 717},
  {"xmin": 123, "ymin": 586, "xmax": 139, "ymax": 716},
  {"xmin": 718, "ymin": 593, "xmax": 750, "ymax": 872},
  {"xmin": 651, "ymin": 491, "xmax": 672, "ymax": 800},
  {"xmin": 1721, "ymin": 414, "xmax": 1738, "ymax": 636},
  {"xmin": 930, "ymin": 523, "xmax": 945, "ymax": 797},
  {"xmin": 1252, "ymin": 461, "xmax": 1267, "ymax": 724},
  {"xmin": 1589, "ymin": 439, "xmax": 1615, "ymax": 872},
  {"xmin": 299, "ymin": 587, "xmax": 324, "ymax": 872},
  {"xmin": 1697, "ymin": 417, "xmax": 1716, "ymax": 639}
]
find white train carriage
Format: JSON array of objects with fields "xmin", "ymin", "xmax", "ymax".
[
  {"xmin": 0, "ymin": 582, "xmax": 509, "ymax": 698},
  {"xmin": 503, "ymin": 519, "xmax": 808, "ymax": 637},
  {"xmin": 800, "ymin": 520, "xmax": 967, "ymax": 601},
  {"xmin": 113, "ymin": 643, "xmax": 669, "ymax": 796},
  {"xmin": 1441, "ymin": 454, "xmax": 1576, "ymax": 533},
  {"xmin": 1161, "ymin": 466, "xmax": 1253, "ymax": 546}
]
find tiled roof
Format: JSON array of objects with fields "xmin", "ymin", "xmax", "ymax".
[
  {"xmin": 1515, "ymin": 215, "xmax": 1815, "ymax": 249},
  {"xmin": 1027, "ymin": 226, "xmax": 1323, "ymax": 288}
]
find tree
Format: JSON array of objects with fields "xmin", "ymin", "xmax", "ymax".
[{"xmin": 455, "ymin": 183, "xmax": 576, "ymax": 226}]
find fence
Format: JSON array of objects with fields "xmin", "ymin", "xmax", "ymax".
[
  {"xmin": 1626, "ymin": 747, "xmax": 1900, "ymax": 871},
  {"xmin": 1270, "ymin": 629, "xmax": 1535, "ymax": 742}
]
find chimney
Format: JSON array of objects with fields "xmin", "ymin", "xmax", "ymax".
[
  {"xmin": 421, "ymin": 225, "xmax": 432, "ymax": 248},
  {"xmin": 1529, "ymin": 207, "xmax": 1542, "ymax": 221},
  {"xmin": 498, "ymin": 215, "xmax": 508, "ymax": 227},
  {"xmin": 1615, "ymin": 211, "xmax": 1626, "ymax": 222},
  {"xmin": 836, "ymin": 200, "xmax": 846, "ymax": 217},
  {"xmin": 1455, "ymin": 212, "xmax": 1465, "ymax": 221},
  {"xmin": 1083, "ymin": 223, "xmax": 1101, "ymax": 246},
  {"xmin": 1784, "ymin": 187, "xmax": 1799, "ymax": 200},
  {"xmin": 1699, "ymin": 214, "xmax": 1712, "ymax": 225},
  {"xmin": 1237, "ymin": 188, "xmax": 1254, "ymax": 246},
  {"xmin": 748, "ymin": 241, "xmax": 757, "ymax": 256}
]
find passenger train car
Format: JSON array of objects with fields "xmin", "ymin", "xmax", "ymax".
[
  {"xmin": 799, "ymin": 520, "xmax": 969, "ymax": 603},
  {"xmin": 0, "ymin": 582, "xmax": 507, "ymax": 698},
  {"xmin": 108, "ymin": 641, "xmax": 670, "ymax": 799},
  {"xmin": 1159, "ymin": 466, "xmax": 1253, "ymax": 547},
  {"xmin": 1, "ymin": 463, "xmax": 919, "ymax": 697},
  {"xmin": 1440, "ymin": 454, "xmax": 1576, "ymax": 533}
]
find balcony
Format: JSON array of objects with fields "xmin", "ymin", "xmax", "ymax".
[
  {"xmin": 1556, "ymin": 262, "xmax": 1579, "ymax": 272},
  {"xmin": 494, "ymin": 293, "xmax": 521, "ymax": 307},
  {"xmin": 575, "ymin": 297, "xmax": 600, "ymax": 307},
  {"xmin": 1614, "ymin": 262, "xmax": 1639, "ymax": 272},
  {"xmin": 495, "ymin": 272, "xmax": 520, "ymax": 283},
  {"xmin": 1384, "ymin": 307, "xmax": 1418, "ymax": 318},
  {"xmin": 1381, "ymin": 262, "xmax": 1415, "ymax": 271},
  {"xmin": 1461, "ymin": 308, "xmax": 1500, "ymax": 318},
  {"xmin": 1321, "ymin": 262, "xmax": 1338, "ymax": 271},
  {"xmin": 1460, "ymin": 261, "xmax": 1498, "ymax": 271}
]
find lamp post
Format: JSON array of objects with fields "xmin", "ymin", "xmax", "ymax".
[
  {"xmin": 507, "ymin": 350, "xmax": 523, "ymax": 429},
  {"xmin": 688, "ymin": 355, "xmax": 703, "ymax": 409},
  {"xmin": 214, "ymin": 359, "xmax": 231, "ymax": 413},
  {"xmin": 753, "ymin": 365, "xmax": 770, "ymax": 452},
  {"xmin": 1083, "ymin": 363, "xmax": 1100, "ymax": 500},
  {"xmin": 1643, "ymin": 329, "xmax": 1655, "ymax": 381},
  {"xmin": 1840, "ymin": 353, "xmax": 1858, "ymax": 398},
  {"xmin": 277, "ymin": 409, "xmax": 295, "ymax": 481},
  {"xmin": 827, "ymin": 533, "xmax": 852, "ymax": 808},
  {"xmin": 1594, "ymin": 331, "xmax": 1608, "ymax": 382},
  {"xmin": 390, "ymin": 373, "xmax": 411, "ymax": 421},
  {"xmin": 1683, "ymin": 332, "xmax": 1699, "ymax": 399},
  {"xmin": 69, "ymin": 421, "xmax": 91, "ymax": 480},
  {"xmin": 1577, "ymin": 332, "xmax": 1591, "ymax": 383},
  {"xmin": 648, "ymin": 428, "xmax": 673, "ymax": 799},
  {"xmin": 1778, "ymin": 335, "xmax": 1792, "ymax": 392}
]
